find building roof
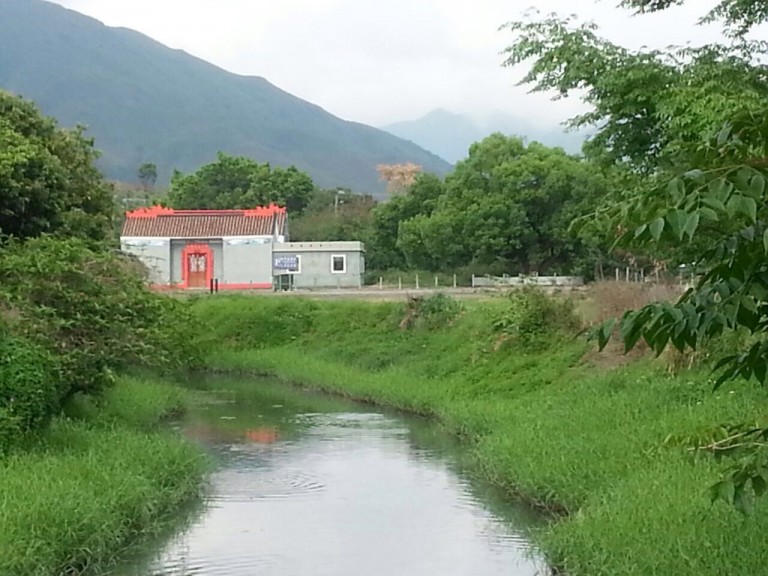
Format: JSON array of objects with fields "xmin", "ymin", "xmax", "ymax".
[{"xmin": 121, "ymin": 205, "xmax": 287, "ymax": 238}]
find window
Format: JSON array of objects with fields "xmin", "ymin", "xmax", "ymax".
[{"xmin": 331, "ymin": 254, "xmax": 346, "ymax": 274}]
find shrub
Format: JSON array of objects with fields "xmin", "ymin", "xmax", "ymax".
[
  {"xmin": 0, "ymin": 329, "xmax": 58, "ymax": 452},
  {"xmin": 493, "ymin": 288, "xmax": 582, "ymax": 347},
  {"xmin": 0, "ymin": 236, "xmax": 200, "ymax": 404},
  {"xmin": 399, "ymin": 293, "xmax": 462, "ymax": 330}
]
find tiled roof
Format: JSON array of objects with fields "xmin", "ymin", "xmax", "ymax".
[{"xmin": 121, "ymin": 205, "xmax": 286, "ymax": 238}]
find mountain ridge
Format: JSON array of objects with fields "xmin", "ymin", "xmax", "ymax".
[
  {"xmin": 0, "ymin": 0, "xmax": 451, "ymax": 193},
  {"xmin": 382, "ymin": 108, "xmax": 587, "ymax": 164}
]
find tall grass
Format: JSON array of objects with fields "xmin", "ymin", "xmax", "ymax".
[
  {"xmin": 0, "ymin": 377, "xmax": 207, "ymax": 576},
  {"xmin": 192, "ymin": 294, "xmax": 768, "ymax": 576}
]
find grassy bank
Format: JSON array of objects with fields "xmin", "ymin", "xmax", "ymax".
[
  {"xmin": 192, "ymin": 294, "xmax": 768, "ymax": 576},
  {"xmin": 0, "ymin": 376, "xmax": 207, "ymax": 576}
]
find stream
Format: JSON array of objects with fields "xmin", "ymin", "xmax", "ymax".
[{"xmin": 115, "ymin": 376, "xmax": 547, "ymax": 575}]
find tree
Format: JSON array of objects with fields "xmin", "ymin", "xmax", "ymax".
[
  {"xmin": 290, "ymin": 189, "xmax": 376, "ymax": 243},
  {"xmin": 137, "ymin": 162, "xmax": 158, "ymax": 191},
  {"xmin": 169, "ymin": 152, "xmax": 314, "ymax": 214},
  {"xmin": 503, "ymin": 2, "xmax": 768, "ymax": 509},
  {"xmin": 0, "ymin": 90, "xmax": 114, "ymax": 241},
  {"xmin": 620, "ymin": 0, "xmax": 768, "ymax": 37},
  {"xmin": 366, "ymin": 172, "xmax": 445, "ymax": 270},
  {"xmin": 377, "ymin": 162, "xmax": 423, "ymax": 195},
  {"xmin": 399, "ymin": 135, "xmax": 609, "ymax": 274}
]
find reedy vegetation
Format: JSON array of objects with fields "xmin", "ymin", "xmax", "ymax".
[
  {"xmin": 0, "ymin": 90, "xmax": 207, "ymax": 575},
  {"xmin": 503, "ymin": 0, "xmax": 768, "ymax": 509}
]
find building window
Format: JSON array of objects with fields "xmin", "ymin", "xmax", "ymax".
[{"xmin": 331, "ymin": 254, "xmax": 346, "ymax": 274}]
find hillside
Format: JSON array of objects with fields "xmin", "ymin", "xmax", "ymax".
[
  {"xmin": 0, "ymin": 0, "xmax": 451, "ymax": 193},
  {"xmin": 383, "ymin": 108, "xmax": 587, "ymax": 164}
]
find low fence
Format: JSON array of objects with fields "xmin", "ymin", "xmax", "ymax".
[{"xmin": 470, "ymin": 275, "xmax": 584, "ymax": 288}]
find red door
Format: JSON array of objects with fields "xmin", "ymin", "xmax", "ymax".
[{"xmin": 187, "ymin": 253, "xmax": 208, "ymax": 288}]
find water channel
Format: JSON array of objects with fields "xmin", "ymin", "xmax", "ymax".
[{"xmin": 115, "ymin": 377, "xmax": 547, "ymax": 576}]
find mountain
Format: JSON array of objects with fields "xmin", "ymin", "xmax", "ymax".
[
  {"xmin": 0, "ymin": 0, "xmax": 451, "ymax": 194},
  {"xmin": 383, "ymin": 109, "xmax": 587, "ymax": 164}
]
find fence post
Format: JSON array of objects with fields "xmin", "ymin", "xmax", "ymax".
[
  {"xmin": 398, "ymin": 277, "xmax": 402, "ymax": 290},
  {"xmin": 209, "ymin": 278, "xmax": 214, "ymax": 294},
  {"xmin": 615, "ymin": 268, "xmax": 620, "ymax": 282},
  {"xmin": 379, "ymin": 276, "xmax": 383, "ymax": 290},
  {"xmin": 434, "ymin": 275, "xmax": 439, "ymax": 288},
  {"xmin": 415, "ymin": 274, "xmax": 420, "ymax": 290},
  {"xmin": 471, "ymin": 274, "xmax": 475, "ymax": 287},
  {"xmin": 625, "ymin": 267, "xmax": 630, "ymax": 282},
  {"xmin": 214, "ymin": 278, "xmax": 219, "ymax": 293},
  {"xmin": 453, "ymin": 274, "xmax": 457, "ymax": 288}
]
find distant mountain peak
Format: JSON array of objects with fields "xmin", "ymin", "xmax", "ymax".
[
  {"xmin": 0, "ymin": 0, "xmax": 450, "ymax": 193},
  {"xmin": 382, "ymin": 109, "xmax": 586, "ymax": 164}
]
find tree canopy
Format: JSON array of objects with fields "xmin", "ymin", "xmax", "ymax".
[
  {"xmin": 168, "ymin": 152, "xmax": 314, "ymax": 214},
  {"xmin": 0, "ymin": 90, "xmax": 114, "ymax": 242},
  {"xmin": 503, "ymin": 0, "xmax": 768, "ymax": 509},
  {"xmin": 369, "ymin": 135, "xmax": 610, "ymax": 274}
]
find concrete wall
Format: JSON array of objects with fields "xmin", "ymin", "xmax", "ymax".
[
  {"xmin": 471, "ymin": 275, "xmax": 584, "ymax": 288},
  {"xmin": 274, "ymin": 242, "xmax": 365, "ymax": 289},
  {"xmin": 222, "ymin": 238, "xmax": 273, "ymax": 286},
  {"xmin": 170, "ymin": 239, "xmax": 224, "ymax": 285},
  {"xmin": 120, "ymin": 237, "xmax": 171, "ymax": 284}
]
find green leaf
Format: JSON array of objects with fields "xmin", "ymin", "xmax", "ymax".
[
  {"xmin": 665, "ymin": 210, "xmax": 688, "ymax": 240},
  {"xmin": 752, "ymin": 475, "xmax": 767, "ymax": 498},
  {"xmin": 750, "ymin": 173, "xmax": 766, "ymax": 198},
  {"xmin": 702, "ymin": 196, "xmax": 726, "ymax": 213},
  {"xmin": 763, "ymin": 229, "xmax": 768, "ymax": 254},
  {"xmin": 649, "ymin": 217, "xmax": 665, "ymax": 241},
  {"xmin": 683, "ymin": 212, "xmax": 700, "ymax": 239}
]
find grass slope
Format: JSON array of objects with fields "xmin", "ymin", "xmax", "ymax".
[
  {"xmin": 0, "ymin": 377, "xmax": 207, "ymax": 576},
  {"xmin": 191, "ymin": 294, "xmax": 768, "ymax": 576}
]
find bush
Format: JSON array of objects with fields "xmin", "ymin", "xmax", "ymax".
[
  {"xmin": 0, "ymin": 236, "xmax": 200, "ymax": 406},
  {"xmin": 0, "ymin": 329, "xmax": 58, "ymax": 452},
  {"xmin": 399, "ymin": 293, "xmax": 462, "ymax": 330},
  {"xmin": 493, "ymin": 288, "xmax": 582, "ymax": 347}
]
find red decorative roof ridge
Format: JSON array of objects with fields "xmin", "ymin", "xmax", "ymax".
[{"xmin": 125, "ymin": 204, "xmax": 286, "ymax": 219}]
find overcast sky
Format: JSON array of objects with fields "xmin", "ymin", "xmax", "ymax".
[{"xmin": 48, "ymin": 0, "xmax": 723, "ymax": 129}]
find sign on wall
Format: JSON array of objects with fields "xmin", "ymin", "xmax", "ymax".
[{"xmin": 273, "ymin": 255, "xmax": 300, "ymax": 272}]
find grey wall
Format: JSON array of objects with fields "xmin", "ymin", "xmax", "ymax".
[
  {"xmin": 222, "ymin": 241, "xmax": 273, "ymax": 285},
  {"xmin": 276, "ymin": 249, "xmax": 365, "ymax": 289},
  {"xmin": 120, "ymin": 239, "xmax": 171, "ymax": 284}
]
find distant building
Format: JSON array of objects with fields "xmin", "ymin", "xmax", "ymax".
[
  {"xmin": 273, "ymin": 241, "xmax": 365, "ymax": 290},
  {"xmin": 120, "ymin": 205, "xmax": 364, "ymax": 290}
]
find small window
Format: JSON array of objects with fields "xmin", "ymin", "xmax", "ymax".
[{"xmin": 331, "ymin": 254, "xmax": 346, "ymax": 274}]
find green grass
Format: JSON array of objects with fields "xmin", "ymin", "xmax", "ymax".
[
  {"xmin": 0, "ymin": 376, "xmax": 208, "ymax": 576},
  {"xmin": 192, "ymin": 294, "xmax": 768, "ymax": 576}
]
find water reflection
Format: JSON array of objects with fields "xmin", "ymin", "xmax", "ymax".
[{"xmin": 115, "ymin": 378, "xmax": 547, "ymax": 576}]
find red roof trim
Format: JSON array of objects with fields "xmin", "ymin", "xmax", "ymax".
[{"xmin": 125, "ymin": 204, "xmax": 286, "ymax": 219}]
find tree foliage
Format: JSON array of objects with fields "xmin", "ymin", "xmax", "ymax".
[
  {"xmin": 389, "ymin": 135, "xmax": 609, "ymax": 274},
  {"xmin": 168, "ymin": 152, "xmax": 314, "ymax": 214},
  {"xmin": 620, "ymin": 0, "xmax": 768, "ymax": 37},
  {"xmin": 0, "ymin": 237, "xmax": 200, "ymax": 406},
  {"xmin": 137, "ymin": 162, "xmax": 158, "ymax": 191},
  {"xmin": 0, "ymin": 90, "xmax": 114, "ymax": 242},
  {"xmin": 290, "ymin": 189, "xmax": 376, "ymax": 243},
  {"xmin": 503, "ymin": 0, "xmax": 768, "ymax": 509}
]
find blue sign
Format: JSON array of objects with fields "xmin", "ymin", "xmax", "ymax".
[{"xmin": 274, "ymin": 255, "xmax": 299, "ymax": 272}]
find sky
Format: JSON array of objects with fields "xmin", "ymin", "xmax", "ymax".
[{"xmin": 47, "ymin": 0, "xmax": 724, "ymax": 130}]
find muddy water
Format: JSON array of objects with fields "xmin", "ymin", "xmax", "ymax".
[{"xmin": 116, "ymin": 377, "xmax": 547, "ymax": 576}]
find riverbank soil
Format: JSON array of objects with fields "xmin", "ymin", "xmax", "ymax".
[{"xmin": 190, "ymin": 293, "xmax": 768, "ymax": 576}]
